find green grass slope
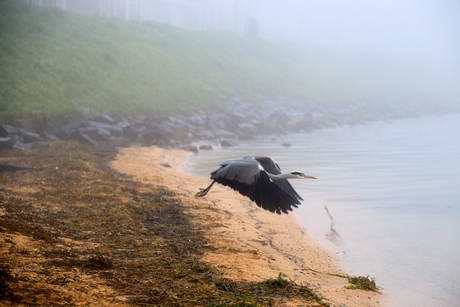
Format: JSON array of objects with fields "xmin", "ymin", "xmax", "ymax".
[{"xmin": 0, "ymin": 1, "xmax": 455, "ymax": 121}]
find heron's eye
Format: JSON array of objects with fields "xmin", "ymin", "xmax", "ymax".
[{"xmin": 291, "ymin": 172, "xmax": 304, "ymax": 176}]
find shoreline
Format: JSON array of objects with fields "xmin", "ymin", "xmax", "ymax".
[{"xmin": 111, "ymin": 145, "xmax": 385, "ymax": 306}]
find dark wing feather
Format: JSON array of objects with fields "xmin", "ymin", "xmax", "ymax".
[
  {"xmin": 254, "ymin": 156, "xmax": 303, "ymax": 203},
  {"xmin": 210, "ymin": 159, "xmax": 300, "ymax": 214}
]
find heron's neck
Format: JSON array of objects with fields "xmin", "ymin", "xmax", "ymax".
[{"xmin": 267, "ymin": 173, "xmax": 296, "ymax": 180}]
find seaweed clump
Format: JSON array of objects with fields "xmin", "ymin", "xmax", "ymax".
[{"xmin": 346, "ymin": 275, "xmax": 380, "ymax": 292}]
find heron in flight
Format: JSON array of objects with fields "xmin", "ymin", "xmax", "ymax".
[{"xmin": 195, "ymin": 156, "xmax": 316, "ymax": 214}]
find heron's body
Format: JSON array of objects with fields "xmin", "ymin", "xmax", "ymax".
[{"xmin": 195, "ymin": 156, "xmax": 316, "ymax": 214}]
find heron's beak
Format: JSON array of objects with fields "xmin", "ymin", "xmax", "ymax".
[{"xmin": 302, "ymin": 175, "xmax": 317, "ymax": 179}]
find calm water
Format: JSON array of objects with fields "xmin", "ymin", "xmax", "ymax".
[{"xmin": 188, "ymin": 114, "xmax": 460, "ymax": 307}]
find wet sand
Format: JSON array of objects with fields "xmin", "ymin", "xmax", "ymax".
[{"xmin": 112, "ymin": 146, "xmax": 384, "ymax": 306}]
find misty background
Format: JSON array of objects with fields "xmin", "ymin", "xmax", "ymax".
[
  {"xmin": 17, "ymin": 0, "xmax": 460, "ymax": 109},
  {"xmin": 3, "ymin": 0, "xmax": 460, "ymax": 121},
  {"xmin": 25, "ymin": 0, "xmax": 460, "ymax": 60}
]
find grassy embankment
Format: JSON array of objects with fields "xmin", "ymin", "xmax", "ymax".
[{"xmin": 0, "ymin": 1, "xmax": 450, "ymax": 123}]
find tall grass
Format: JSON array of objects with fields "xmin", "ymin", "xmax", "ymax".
[{"xmin": 0, "ymin": 1, "xmax": 452, "ymax": 122}]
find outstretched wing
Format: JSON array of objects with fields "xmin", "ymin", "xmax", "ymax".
[
  {"xmin": 253, "ymin": 156, "xmax": 304, "ymax": 203},
  {"xmin": 210, "ymin": 158, "xmax": 300, "ymax": 214}
]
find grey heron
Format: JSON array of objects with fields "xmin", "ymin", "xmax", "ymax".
[{"xmin": 195, "ymin": 156, "xmax": 316, "ymax": 214}]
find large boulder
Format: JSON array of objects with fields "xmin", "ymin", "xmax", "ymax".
[{"xmin": 19, "ymin": 129, "xmax": 44, "ymax": 143}]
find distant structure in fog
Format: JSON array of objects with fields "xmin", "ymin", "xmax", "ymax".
[
  {"xmin": 14, "ymin": 0, "xmax": 311, "ymax": 43},
  {"xmin": 17, "ymin": 0, "xmax": 257, "ymax": 37},
  {"xmin": 16, "ymin": 0, "xmax": 460, "ymax": 63}
]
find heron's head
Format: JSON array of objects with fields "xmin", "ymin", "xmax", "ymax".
[{"xmin": 290, "ymin": 171, "xmax": 317, "ymax": 179}]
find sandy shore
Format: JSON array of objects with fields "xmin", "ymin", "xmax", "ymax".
[{"xmin": 112, "ymin": 146, "xmax": 385, "ymax": 307}]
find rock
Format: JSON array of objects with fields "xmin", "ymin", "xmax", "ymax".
[
  {"xmin": 238, "ymin": 123, "xmax": 258, "ymax": 135},
  {"xmin": 42, "ymin": 131, "xmax": 61, "ymax": 142},
  {"xmin": 102, "ymin": 111, "xmax": 123, "ymax": 122},
  {"xmin": 137, "ymin": 129, "xmax": 163, "ymax": 146},
  {"xmin": 0, "ymin": 137, "xmax": 14, "ymax": 150},
  {"xmin": 72, "ymin": 130, "xmax": 99, "ymax": 146},
  {"xmin": 78, "ymin": 127, "xmax": 111, "ymax": 142},
  {"xmin": 88, "ymin": 121, "xmax": 123, "ymax": 137},
  {"xmin": 237, "ymin": 133, "xmax": 255, "ymax": 141},
  {"xmin": 19, "ymin": 129, "xmax": 44, "ymax": 143},
  {"xmin": 198, "ymin": 145, "xmax": 213, "ymax": 151},
  {"xmin": 186, "ymin": 113, "xmax": 206, "ymax": 125},
  {"xmin": 65, "ymin": 118, "xmax": 89, "ymax": 133},
  {"xmin": 40, "ymin": 120, "xmax": 70, "ymax": 140},
  {"xmin": 0, "ymin": 124, "xmax": 19, "ymax": 137},
  {"xmin": 212, "ymin": 129, "xmax": 237, "ymax": 139},
  {"xmin": 96, "ymin": 112, "xmax": 119, "ymax": 124},
  {"xmin": 181, "ymin": 145, "xmax": 199, "ymax": 153},
  {"xmin": 220, "ymin": 139, "xmax": 237, "ymax": 147},
  {"xmin": 207, "ymin": 114, "xmax": 227, "ymax": 130},
  {"xmin": 121, "ymin": 124, "xmax": 138, "ymax": 140},
  {"xmin": 13, "ymin": 141, "xmax": 48, "ymax": 150}
]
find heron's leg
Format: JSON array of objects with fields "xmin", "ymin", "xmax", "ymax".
[{"xmin": 195, "ymin": 181, "xmax": 216, "ymax": 197}]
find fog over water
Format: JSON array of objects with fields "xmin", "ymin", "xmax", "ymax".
[
  {"xmin": 255, "ymin": 1, "xmax": 460, "ymax": 56},
  {"xmin": 250, "ymin": 0, "xmax": 460, "ymax": 104},
  {"xmin": 189, "ymin": 114, "xmax": 460, "ymax": 307}
]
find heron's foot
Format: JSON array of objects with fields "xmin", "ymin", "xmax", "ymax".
[{"xmin": 195, "ymin": 188, "xmax": 206, "ymax": 197}]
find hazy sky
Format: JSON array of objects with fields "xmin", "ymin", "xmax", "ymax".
[{"xmin": 251, "ymin": 0, "xmax": 460, "ymax": 65}]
